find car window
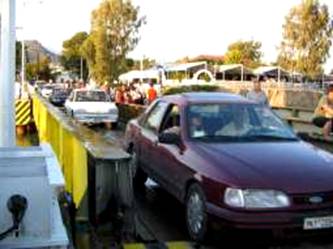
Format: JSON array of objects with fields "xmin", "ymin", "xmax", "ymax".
[
  {"xmin": 74, "ymin": 91, "xmax": 107, "ymax": 102},
  {"xmin": 187, "ymin": 103, "xmax": 297, "ymax": 142},
  {"xmin": 160, "ymin": 104, "xmax": 181, "ymax": 134},
  {"xmin": 144, "ymin": 101, "xmax": 169, "ymax": 133}
]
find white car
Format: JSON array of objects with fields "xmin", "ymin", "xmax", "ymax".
[
  {"xmin": 65, "ymin": 89, "xmax": 119, "ymax": 125},
  {"xmin": 40, "ymin": 84, "xmax": 54, "ymax": 98}
]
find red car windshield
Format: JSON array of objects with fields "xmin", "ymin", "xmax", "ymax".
[{"xmin": 187, "ymin": 103, "xmax": 298, "ymax": 142}]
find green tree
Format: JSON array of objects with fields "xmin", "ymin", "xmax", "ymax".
[
  {"xmin": 277, "ymin": 0, "xmax": 333, "ymax": 79},
  {"xmin": 126, "ymin": 57, "xmax": 156, "ymax": 70},
  {"xmin": 224, "ymin": 40, "xmax": 262, "ymax": 68},
  {"xmin": 167, "ymin": 71, "xmax": 187, "ymax": 81},
  {"xmin": 81, "ymin": 35, "xmax": 96, "ymax": 76},
  {"xmin": 26, "ymin": 57, "xmax": 51, "ymax": 81},
  {"xmin": 61, "ymin": 32, "xmax": 89, "ymax": 79},
  {"xmin": 187, "ymin": 55, "xmax": 224, "ymax": 65},
  {"xmin": 81, "ymin": 0, "xmax": 145, "ymax": 84}
]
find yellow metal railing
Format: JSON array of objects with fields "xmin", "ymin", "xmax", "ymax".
[{"xmin": 33, "ymin": 96, "xmax": 87, "ymax": 206}]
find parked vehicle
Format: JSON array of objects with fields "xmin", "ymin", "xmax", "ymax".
[
  {"xmin": 49, "ymin": 88, "xmax": 69, "ymax": 107},
  {"xmin": 64, "ymin": 89, "xmax": 118, "ymax": 125},
  {"xmin": 34, "ymin": 81, "xmax": 47, "ymax": 91},
  {"xmin": 39, "ymin": 84, "xmax": 54, "ymax": 98},
  {"xmin": 124, "ymin": 92, "xmax": 333, "ymax": 241}
]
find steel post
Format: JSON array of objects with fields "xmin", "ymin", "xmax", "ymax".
[{"xmin": 0, "ymin": 0, "xmax": 16, "ymax": 147}]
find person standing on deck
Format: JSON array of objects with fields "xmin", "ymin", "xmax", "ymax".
[
  {"xmin": 147, "ymin": 81, "xmax": 157, "ymax": 104},
  {"xmin": 247, "ymin": 79, "xmax": 269, "ymax": 106},
  {"xmin": 313, "ymin": 85, "xmax": 333, "ymax": 141}
]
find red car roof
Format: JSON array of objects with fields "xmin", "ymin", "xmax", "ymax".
[{"xmin": 162, "ymin": 92, "xmax": 254, "ymax": 105}]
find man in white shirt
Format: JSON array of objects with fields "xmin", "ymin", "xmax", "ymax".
[
  {"xmin": 247, "ymin": 80, "xmax": 269, "ymax": 106},
  {"xmin": 15, "ymin": 81, "xmax": 21, "ymax": 99}
]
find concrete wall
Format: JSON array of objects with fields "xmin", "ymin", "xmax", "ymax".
[{"xmin": 216, "ymin": 83, "xmax": 322, "ymax": 110}]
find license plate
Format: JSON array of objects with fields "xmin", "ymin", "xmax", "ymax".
[{"xmin": 304, "ymin": 216, "xmax": 333, "ymax": 230}]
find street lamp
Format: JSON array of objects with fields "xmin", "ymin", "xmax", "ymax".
[
  {"xmin": 80, "ymin": 56, "xmax": 83, "ymax": 80},
  {"xmin": 0, "ymin": 0, "xmax": 16, "ymax": 147},
  {"xmin": 140, "ymin": 54, "xmax": 145, "ymax": 83}
]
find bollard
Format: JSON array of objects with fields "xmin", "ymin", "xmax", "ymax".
[{"xmin": 87, "ymin": 153, "xmax": 133, "ymax": 230}]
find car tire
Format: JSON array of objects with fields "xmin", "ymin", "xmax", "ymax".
[
  {"xmin": 185, "ymin": 183, "xmax": 208, "ymax": 242},
  {"xmin": 111, "ymin": 122, "xmax": 118, "ymax": 129},
  {"xmin": 134, "ymin": 167, "xmax": 148, "ymax": 188},
  {"xmin": 127, "ymin": 146, "xmax": 147, "ymax": 187}
]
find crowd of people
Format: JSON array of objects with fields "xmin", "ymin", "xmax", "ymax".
[
  {"xmin": 112, "ymin": 82, "xmax": 157, "ymax": 105},
  {"xmin": 59, "ymin": 79, "xmax": 159, "ymax": 106}
]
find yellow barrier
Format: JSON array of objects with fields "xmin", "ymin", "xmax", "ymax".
[
  {"xmin": 15, "ymin": 99, "xmax": 32, "ymax": 126},
  {"xmin": 33, "ymin": 96, "xmax": 88, "ymax": 206}
]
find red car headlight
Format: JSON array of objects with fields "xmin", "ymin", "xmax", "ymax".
[{"xmin": 224, "ymin": 188, "xmax": 290, "ymax": 209}]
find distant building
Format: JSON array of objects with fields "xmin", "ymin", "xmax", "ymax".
[
  {"xmin": 215, "ymin": 64, "xmax": 254, "ymax": 81},
  {"xmin": 56, "ymin": 71, "xmax": 76, "ymax": 83}
]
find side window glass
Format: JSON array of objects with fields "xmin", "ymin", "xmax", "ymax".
[
  {"xmin": 144, "ymin": 102, "xmax": 169, "ymax": 133},
  {"xmin": 161, "ymin": 105, "xmax": 181, "ymax": 133}
]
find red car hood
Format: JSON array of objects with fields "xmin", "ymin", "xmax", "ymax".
[{"xmin": 192, "ymin": 141, "xmax": 333, "ymax": 194}]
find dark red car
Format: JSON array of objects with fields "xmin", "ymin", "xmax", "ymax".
[{"xmin": 124, "ymin": 92, "xmax": 333, "ymax": 241}]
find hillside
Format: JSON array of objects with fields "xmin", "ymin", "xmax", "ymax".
[{"xmin": 24, "ymin": 40, "xmax": 60, "ymax": 64}]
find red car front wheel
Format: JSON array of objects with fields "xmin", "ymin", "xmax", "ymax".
[{"xmin": 185, "ymin": 183, "xmax": 208, "ymax": 241}]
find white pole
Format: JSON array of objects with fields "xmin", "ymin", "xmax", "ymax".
[
  {"xmin": 80, "ymin": 56, "xmax": 83, "ymax": 80},
  {"xmin": 241, "ymin": 65, "xmax": 244, "ymax": 82},
  {"xmin": 213, "ymin": 65, "xmax": 217, "ymax": 82},
  {"xmin": 140, "ymin": 55, "xmax": 144, "ymax": 83},
  {"xmin": 0, "ymin": 0, "xmax": 16, "ymax": 147},
  {"xmin": 21, "ymin": 1, "xmax": 26, "ymax": 89}
]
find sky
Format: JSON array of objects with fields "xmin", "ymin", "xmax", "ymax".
[{"xmin": 16, "ymin": 0, "xmax": 333, "ymax": 72}]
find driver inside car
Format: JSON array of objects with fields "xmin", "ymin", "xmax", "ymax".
[{"xmin": 189, "ymin": 115, "xmax": 206, "ymax": 138}]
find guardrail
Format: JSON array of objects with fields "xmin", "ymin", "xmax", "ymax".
[
  {"xmin": 33, "ymin": 94, "xmax": 132, "ymax": 225},
  {"xmin": 272, "ymin": 106, "xmax": 322, "ymax": 134}
]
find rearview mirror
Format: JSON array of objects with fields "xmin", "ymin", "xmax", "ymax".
[{"xmin": 158, "ymin": 131, "xmax": 181, "ymax": 145}]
